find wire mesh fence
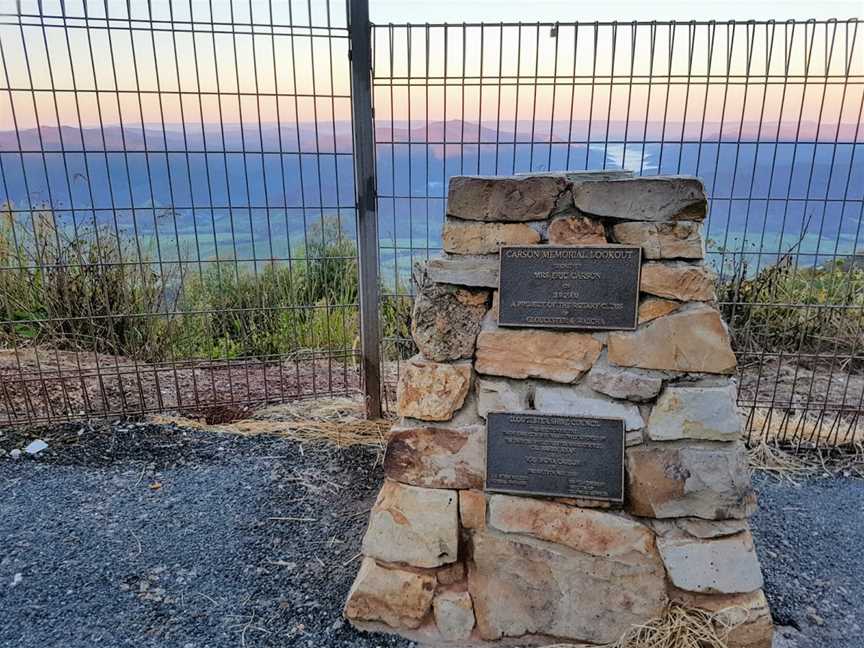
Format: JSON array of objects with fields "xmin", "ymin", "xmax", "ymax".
[
  {"xmin": 1, "ymin": 5, "xmax": 862, "ymax": 446},
  {"xmin": 0, "ymin": 0, "xmax": 364, "ymax": 424},
  {"xmin": 371, "ymin": 19, "xmax": 864, "ymax": 445}
]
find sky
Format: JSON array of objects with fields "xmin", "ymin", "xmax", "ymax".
[
  {"xmin": 369, "ymin": 0, "xmax": 862, "ymax": 23},
  {"xmin": 0, "ymin": 0, "xmax": 861, "ymax": 132}
]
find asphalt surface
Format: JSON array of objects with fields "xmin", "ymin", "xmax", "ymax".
[{"xmin": 1, "ymin": 420, "xmax": 862, "ymax": 648}]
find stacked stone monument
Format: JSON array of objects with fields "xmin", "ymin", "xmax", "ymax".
[{"xmin": 344, "ymin": 172, "xmax": 773, "ymax": 647}]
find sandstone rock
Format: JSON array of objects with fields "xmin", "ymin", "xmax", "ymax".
[
  {"xmin": 436, "ymin": 562, "xmax": 466, "ymax": 586},
  {"xmin": 626, "ymin": 442, "xmax": 756, "ymax": 520},
  {"xmin": 475, "ymin": 329, "xmax": 603, "ymax": 383},
  {"xmin": 459, "ymin": 490, "xmax": 486, "ymax": 530},
  {"xmin": 469, "ymin": 529, "xmax": 667, "ymax": 643},
  {"xmin": 518, "ymin": 169, "xmax": 634, "ymax": 183},
  {"xmin": 344, "ymin": 558, "xmax": 436, "ymax": 629},
  {"xmin": 613, "ymin": 221, "xmax": 704, "ymax": 259},
  {"xmin": 533, "ymin": 383, "xmax": 645, "ymax": 431},
  {"xmin": 669, "ymin": 589, "xmax": 773, "ymax": 648},
  {"xmin": 448, "ymin": 175, "xmax": 569, "ymax": 222},
  {"xmin": 396, "ymin": 356, "xmax": 472, "ymax": 422},
  {"xmin": 652, "ymin": 517, "xmax": 750, "ymax": 540},
  {"xmin": 608, "ymin": 304, "xmax": 737, "ymax": 374},
  {"xmin": 384, "ymin": 424, "xmax": 485, "ymax": 490},
  {"xmin": 488, "ymin": 496, "xmax": 657, "ymax": 566},
  {"xmin": 400, "ymin": 387, "xmax": 483, "ymax": 430},
  {"xmin": 443, "ymin": 218, "xmax": 540, "ymax": 254},
  {"xmin": 572, "ymin": 176, "xmax": 707, "ymax": 222},
  {"xmin": 647, "ymin": 385, "xmax": 743, "ymax": 442},
  {"xmin": 626, "ymin": 429, "xmax": 645, "ymax": 446},
  {"xmin": 411, "ymin": 268, "xmax": 489, "ymax": 361},
  {"xmin": 555, "ymin": 497, "xmax": 615, "ymax": 509},
  {"xmin": 433, "ymin": 590, "xmax": 476, "ymax": 641},
  {"xmin": 638, "ymin": 297, "xmax": 681, "ymax": 324},
  {"xmin": 426, "ymin": 254, "xmax": 499, "ymax": 288},
  {"xmin": 640, "ymin": 261, "xmax": 716, "ymax": 301},
  {"xmin": 657, "ymin": 531, "xmax": 764, "ymax": 594},
  {"xmin": 362, "ymin": 481, "xmax": 459, "ymax": 568},
  {"xmin": 586, "ymin": 351, "xmax": 665, "ymax": 402},
  {"xmin": 476, "ymin": 377, "xmax": 532, "ymax": 418},
  {"xmin": 548, "ymin": 215, "xmax": 607, "ymax": 245}
]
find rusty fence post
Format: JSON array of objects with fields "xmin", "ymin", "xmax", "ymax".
[{"xmin": 348, "ymin": 0, "xmax": 382, "ymax": 419}]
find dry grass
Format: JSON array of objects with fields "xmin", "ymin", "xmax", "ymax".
[
  {"xmin": 744, "ymin": 407, "xmax": 864, "ymax": 479},
  {"xmin": 747, "ymin": 406, "xmax": 862, "ymax": 447},
  {"xmin": 149, "ymin": 396, "xmax": 392, "ymax": 449},
  {"xmin": 748, "ymin": 439, "xmax": 864, "ymax": 480},
  {"xmin": 544, "ymin": 605, "xmax": 734, "ymax": 648}
]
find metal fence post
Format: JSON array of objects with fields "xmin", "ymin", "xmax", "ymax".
[{"xmin": 348, "ymin": 0, "xmax": 382, "ymax": 419}]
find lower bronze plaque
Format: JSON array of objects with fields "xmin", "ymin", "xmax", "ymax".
[
  {"xmin": 498, "ymin": 245, "xmax": 641, "ymax": 330},
  {"xmin": 485, "ymin": 412, "xmax": 624, "ymax": 502}
]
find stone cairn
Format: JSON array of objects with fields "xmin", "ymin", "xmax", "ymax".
[{"xmin": 344, "ymin": 172, "xmax": 773, "ymax": 647}]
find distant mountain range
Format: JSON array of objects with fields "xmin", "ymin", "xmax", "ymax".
[
  {"xmin": 1, "ymin": 119, "xmax": 861, "ymax": 281},
  {"xmin": 1, "ymin": 118, "xmax": 859, "ymax": 155}
]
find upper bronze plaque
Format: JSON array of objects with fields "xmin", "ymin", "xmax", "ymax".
[{"xmin": 498, "ymin": 245, "xmax": 641, "ymax": 330}]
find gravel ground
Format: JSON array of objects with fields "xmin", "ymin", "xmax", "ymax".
[
  {"xmin": 1, "ymin": 420, "xmax": 862, "ymax": 648},
  {"xmin": 750, "ymin": 473, "xmax": 864, "ymax": 648}
]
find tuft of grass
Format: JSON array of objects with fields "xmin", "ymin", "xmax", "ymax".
[
  {"xmin": 1, "ymin": 204, "xmax": 175, "ymax": 361},
  {"xmin": 544, "ymin": 605, "xmax": 736, "ymax": 648},
  {"xmin": 148, "ymin": 396, "xmax": 392, "ymax": 449}
]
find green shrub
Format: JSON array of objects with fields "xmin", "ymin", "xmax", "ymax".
[
  {"xmin": 164, "ymin": 215, "xmax": 412, "ymax": 361},
  {"xmin": 718, "ymin": 256, "xmax": 864, "ymax": 360}
]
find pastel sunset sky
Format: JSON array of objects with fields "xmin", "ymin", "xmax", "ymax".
[{"xmin": 0, "ymin": 0, "xmax": 860, "ymax": 137}]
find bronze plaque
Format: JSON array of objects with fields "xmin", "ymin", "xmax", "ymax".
[
  {"xmin": 498, "ymin": 245, "xmax": 641, "ymax": 330},
  {"xmin": 485, "ymin": 412, "xmax": 625, "ymax": 502}
]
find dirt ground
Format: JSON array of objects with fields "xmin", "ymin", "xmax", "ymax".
[
  {"xmin": 2, "ymin": 347, "xmax": 861, "ymax": 444},
  {"xmin": 0, "ymin": 348, "xmax": 362, "ymax": 425}
]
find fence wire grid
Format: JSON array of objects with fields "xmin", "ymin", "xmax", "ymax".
[
  {"xmin": 372, "ymin": 19, "xmax": 864, "ymax": 446},
  {"xmin": 1, "ymin": 4, "xmax": 862, "ymax": 447},
  {"xmin": 0, "ymin": 0, "xmax": 361, "ymax": 424}
]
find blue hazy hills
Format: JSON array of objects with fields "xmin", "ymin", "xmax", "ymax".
[{"xmin": 1, "ymin": 120, "xmax": 862, "ymax": 281}]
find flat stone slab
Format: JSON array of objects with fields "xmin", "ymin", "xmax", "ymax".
[
  {"xmin": 443, "ymin": 218, "xmax": 541, "ymax": 254},
  {"xmin": 640, "ymin": 261, "xmax": 716, "ymax": 301},
  {"xmin": 475, "ymin": 329, "xmax": 603, "ymax": 383},
  {"xmin": 547, "ymin": 215, "xmax": 607, "ymax": 245},
  {"xmin": 476, "ymin": 377, "xmax": 532, "ymax": 418},
  {"xmin": 608, "ymin": 304, "xmax": 737, "ymax": 374},
  {"xmin": 384, "ymin": 424, "xmax": 485, "ymax": 490},
  {"xmin": 626, "ymin": 442, "xmax": 756, "ymax": 520},
  {"xmin": 638, "ymin": 297, "xmax": 681, "ymax": 324},
  {"xmin": 433, "ymin": 590, "xmax": 476, "ymax": 641},
  {"xmin": 647, "ymin": 384, "xmax": 743, "ymax": 442},
  {"xmin": 396, "ymin": 356, "xmax": 473, "ymax": 422},
  {"xmin": 426, "ymin": 254, "xmax": 500, "ymax": 288},
  {"xmin": 586, "ymin": 351, "xmax": 665, "ymax": 402},
  {"xmin": 447, "ymin": 175, "xmax": 569, "ymax": 222},
  {"xmin": 344, "ymin": 557, "xmax": 436, "ymax": 629},
  {"xmin": 411, "ymin": 267, "xmax": 490, "ymax": 362},
  {"xmin": 469, "ymin": 529, "xmax": 666, "ymax": 644},
  {"xmin": 657, "ymin": 531, "xmax": 765, "ymax": 594},
  {"xmin": 613, "ymin": 221, "xmax": 704, "ymax": 259},
  {"xmin": 572, "ymin": 176, "xmax": 707, "ymax": 222},
  {"xmin": 532, "ymin": 383, "xmax": 645, "ymax": 431},
  {"xmin": 488, "ymin": 495, "xmax": 657, "ymax": 565},
  {"xmin": 362, "ymin": 480, "xmax": 459, "ymax": 568}
]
